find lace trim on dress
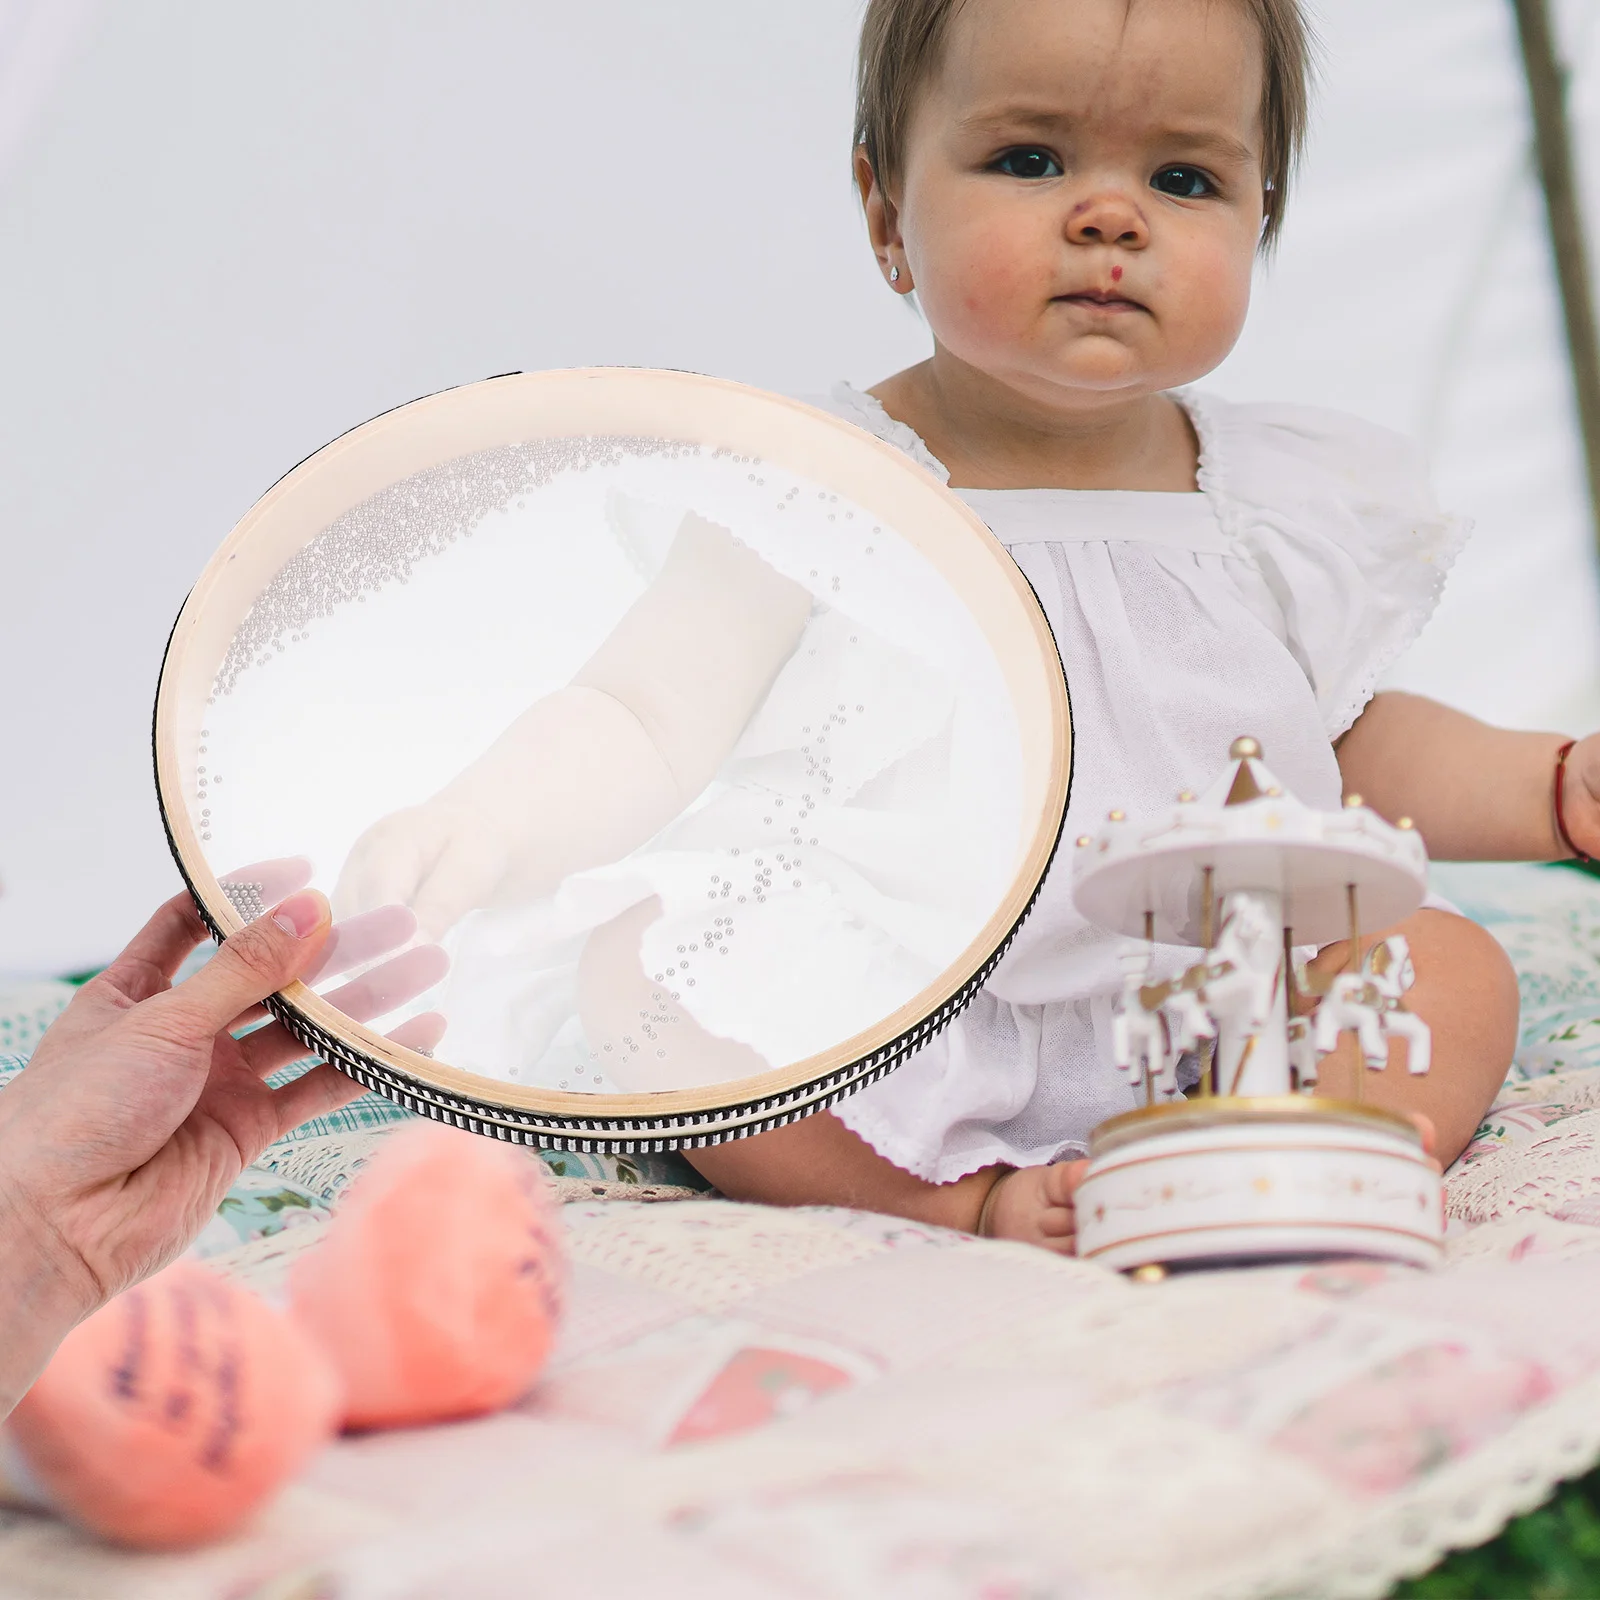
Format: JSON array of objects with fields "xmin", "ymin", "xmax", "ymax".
[
  {"xmin": 1179, "ymin": 388, "xmax": 1232, "ymax": 536},
  {"xmin": 829, "ymin": 382, "xmax": 1244, "ymax": 546},
  {"xmin": 825, "ymin": 383, "xmax": 952, "ymax": 484},
  {"xmin": 833, "ymin": 1094, "xmax": 1039, "ymax": 1185},
  {"xmin": 1321, "ymin": 511, "xmax": 1472, "ymax": 738}
]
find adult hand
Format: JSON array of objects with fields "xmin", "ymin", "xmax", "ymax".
[{"xmin": 0, "ymin": 878, "xmax": 446, "ymax": 1416}]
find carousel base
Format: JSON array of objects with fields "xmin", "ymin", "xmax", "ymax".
[{"xmin": 1073, "ymin": 1097, "xmax": 1444, "ymax": 1273}]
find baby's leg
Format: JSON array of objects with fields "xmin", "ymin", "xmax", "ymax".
[
  {"xmin": 685, "ymin": 1113, "xmax": 1086, "ymax": 1254},
  {"xmin": 692, "ymin": 907, "xmax": 1513, "ymax": 1248},
  {"xmin": 687, "ymin": 1115, "xmax": 993, "ymax": 1230},
  {"xmin": 1304, "ymin": 908, "xmax": 1516, "ymax": 1165}
]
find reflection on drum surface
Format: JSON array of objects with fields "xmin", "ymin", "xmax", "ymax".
[{"xmin": 195, "ymin": 437, "xmax": 1024, "ymax": 1094}]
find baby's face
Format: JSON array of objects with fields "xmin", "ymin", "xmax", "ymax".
[{"xmin": 895, "ymin": 0, "xmax": 1266, "ymax": 406}]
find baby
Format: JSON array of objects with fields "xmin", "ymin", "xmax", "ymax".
[
  {"xmin": 686, "ymin": 0, "xmax": 1600, "ymax": 1245},
  {"xmin": 341, "ymin": 0, "xmax": 1600, "ymax": 1253}
]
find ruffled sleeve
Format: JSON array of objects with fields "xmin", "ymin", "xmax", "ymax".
[{"xmin": 1189, "ymin": 393, "xmax": 1471, "ymax": 738}]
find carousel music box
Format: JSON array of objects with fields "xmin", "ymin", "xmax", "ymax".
[{"xmin": 1071, "ymin": 737, "xmax": 1444, "ymax": 1273}]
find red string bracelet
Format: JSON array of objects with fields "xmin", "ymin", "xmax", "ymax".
[{"xmin": 1554, "ymin": 739, "xmax": 1592, "ymax": 865}]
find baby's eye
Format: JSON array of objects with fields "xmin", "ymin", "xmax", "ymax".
[
  {"xmin": 1150, "ymin": 166, "xmax": 1214, "ymax": 199},
  {"xmin": 994, "ymin": 147, "xmax": 1063, "ymax": 180}
]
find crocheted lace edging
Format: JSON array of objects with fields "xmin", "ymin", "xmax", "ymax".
[{"xmin": 1201, "ymin": 1367, "xmax": 1600, "ymax": 1600}]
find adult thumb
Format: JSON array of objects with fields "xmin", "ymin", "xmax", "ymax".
[{"xmin": 152, "ymin": 891, "xmax": 333, "ymax": 1042}]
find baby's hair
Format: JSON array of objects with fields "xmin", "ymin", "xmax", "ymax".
[{"xmin": 854, "ymin": 0, "xmax": 1313, "ymax": 248}]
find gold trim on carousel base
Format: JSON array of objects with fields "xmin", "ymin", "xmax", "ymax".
[
  {"xmin": 1088, "ymin": 1095, "xmax": 1423, "ymax": 1157},
  {"xmin": 1075, "ymin": 1093, "xmax": 1444, "ymax": 1274}
]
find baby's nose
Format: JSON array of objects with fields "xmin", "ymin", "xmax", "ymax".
[{"xmin": 1064, "ymin": 191, "xmax": 1148, "ymax": 249}]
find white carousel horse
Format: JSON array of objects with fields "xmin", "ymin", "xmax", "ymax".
[
  {"xmin": 1127, "ymin": 895, "xmax": 1284, "ymax": 1092},
  {"xmin": 1111, "ymin": 946, "xmax": 1181, "ymax": 1099},
  {"xmin": 1192, "ymin": 894, "xmax": 1284, "ymax": 1050},
  {"xmin": 1135, "ymin": 944, "xmax": 1216, "ymax": 1055},
  {"xmin": 1311, "ymin": 934, "xmax": 1431, "ymax": 1077}
]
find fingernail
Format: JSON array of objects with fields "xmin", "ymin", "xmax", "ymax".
[{"xmin": 273, "ymin": 890, "xmax": 328, "ymax": 939}]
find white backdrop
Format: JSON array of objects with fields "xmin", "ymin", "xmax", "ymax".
[{"xmin": 2, "ymin": 0, "xmax": 1598, "ymax": 973}]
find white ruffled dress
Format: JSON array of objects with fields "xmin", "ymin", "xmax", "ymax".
[{"xmin": 810, "ymin": 383, "xmax": 1469, "ymax": 1183}]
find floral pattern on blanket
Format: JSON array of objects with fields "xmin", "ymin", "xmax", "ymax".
[
  {"xmin": 5, "ymin": 864, "xmax": 1600, "ymax": 1600},
  {"xmin": 1433, "ymin": 861, "xmax": 1600, "ymax": 1084},
  {"xmin": 1424, "ymin": 864, "xmax": 1600, "ymax": 1240},
  {"xmin": 1270, "ymin": 1339, "xmax": 1561, "ymax": 1495},
  {"xmin": 188, "ymin": 1167, "xmax": 332, "ymax": 1257}
]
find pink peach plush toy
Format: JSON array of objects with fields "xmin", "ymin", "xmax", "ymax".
[
  {"xmin": 289, "ymin": 1121, "xmax": 567, "ymax": 1430},
  {"xmin": 0, "ymin": 1123, "xmax": 565, "ymax": 1548},
  {"xmin": 1, "ymin": 1261, "xmax": 342, "ymax": 1549}
]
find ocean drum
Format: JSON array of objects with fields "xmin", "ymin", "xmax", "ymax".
[{"xmin": 154, "ymin": 370, "xmax": 1071, "ymax": 1149}]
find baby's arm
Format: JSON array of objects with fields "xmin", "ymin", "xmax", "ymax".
[
  {"xmin": 335, "ymin": 515, "xmax": 812, "ymax": 936},
  {"xmin": 1337, "ymin": 691, "xmax": 1599, "ymax": 860},
  {"xmin": 1330, "ymin": 694, "xmax": 1530, "ymax": 1164}
]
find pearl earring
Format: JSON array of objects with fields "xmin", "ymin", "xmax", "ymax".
[{"xmin": 889, "ymin": 265, "xmax": 901, "ymax": 284}]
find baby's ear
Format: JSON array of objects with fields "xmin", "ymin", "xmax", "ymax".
[
  {"xmin": 854, "ymin": 144, "xmax": 904, "ymax": 263},
  {"xmin": 852, "ymin": 143, "xmax": 876, "ymax": 207}
]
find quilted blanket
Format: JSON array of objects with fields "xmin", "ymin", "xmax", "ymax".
[{"xmin": 2, "ymin": 861, "xmax": 1600, "ymax": 1599}]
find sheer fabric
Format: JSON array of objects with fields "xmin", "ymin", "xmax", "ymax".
[{"xmin": 812, "ymin": 384, "xmax": 1469, "ymax": 1181}]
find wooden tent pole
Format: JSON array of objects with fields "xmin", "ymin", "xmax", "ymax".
[{"xmin": 1512, "ymin": 0, "xmax": 1600, "ymax": 553}]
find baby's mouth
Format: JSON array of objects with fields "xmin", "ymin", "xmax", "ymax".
[{"xmin": 1055, "ymin": 288, "xmax": 1145, "ymax": 314}]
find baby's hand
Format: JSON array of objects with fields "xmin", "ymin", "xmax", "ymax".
[
  {"xmin": 981, "ymin": 1160, "xmax": 1088, "ymax": 1255},
  {"xmin": 1561, "ymin": 732, "xmax": 1600, "ymax": 860},
  {"xmin": 332, "ymin": 688, "xmax": 682, "ymax": 940},
  {"xmin": 334, "ymin": 799, "xmax": 507, "ymax": 944}
]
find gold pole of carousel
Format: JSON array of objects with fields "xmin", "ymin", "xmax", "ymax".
[
  {"xmin": 1144, "ymin": 908, "xmax": 1157, "ymax": 1107},
  {"xmin": 1347, "ymin": 882, "xmax": 1362, "ymax": 1103},
  {"xmin": 1199, "ymin": 866, "xmax": 1217, "ymax": 1094}
]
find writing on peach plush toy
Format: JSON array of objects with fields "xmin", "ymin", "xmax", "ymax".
[
  {"xmin": 0, "ymin": 1123, "xmax": 566, "ymax": 1548},
  {"xmin": 0, "ymin": 1261, "xmax": 342, "ymax": 1549}
]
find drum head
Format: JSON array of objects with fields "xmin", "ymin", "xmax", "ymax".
[{"xmin": 154, "ymin": 370, "xmax": 1071, "ymax": 1149}]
